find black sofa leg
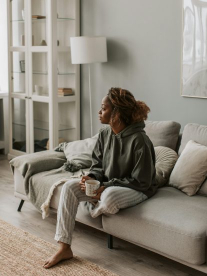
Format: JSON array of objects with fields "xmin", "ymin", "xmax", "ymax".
[
  {"xmin": 17, "ymin": 200, "xmax": 25, "ymax": 212},
  {"xmin": 108, "ymin": 234, "xmax": 113, "ymax": 249}
]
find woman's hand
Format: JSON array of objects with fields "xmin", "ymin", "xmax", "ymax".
[
  {"xmin": 92, "ymin": 186, "xmax": 105, "ymax": 200},
  {"xmin": 79, "ymin": 175, "xmax": 94, "ymax": 193}
]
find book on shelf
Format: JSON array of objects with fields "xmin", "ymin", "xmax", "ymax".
[
  {"xmin": 32, "ymin": 15, "xmax": 46, "ymax": 19},
  {"xmin": 58, "ymin": 88, "xmax": 74, "ymax": 96}
]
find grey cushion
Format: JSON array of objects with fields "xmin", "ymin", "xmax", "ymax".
[
  {"xmin": 179, "ymin": 123, "xmax": 207, "ymax": 155},
  {"xmin": 145, "ymin": 121, "xmax": 181, "ymax": 150},
  {"xmin": 102, "ymin": 187, "xmax": 207, "ymax": 265},
  {"xmin": 154, "ymin": 146, "xmax": 178, "ymax": 187},
  {"xmin": 169, "ymin": 140, "xmax": 207, "ymax": 196}
]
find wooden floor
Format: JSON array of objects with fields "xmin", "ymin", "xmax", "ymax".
[{"xmin": 0, "ymin": 154, "xmax": 205, "ymax": 276}]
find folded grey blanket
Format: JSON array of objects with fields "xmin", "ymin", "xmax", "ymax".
[
  {"xmin": 28, "ymin": 167, "xmax": 88, "ymax": 214},
  {"xmin": 10, "ymin": 150, "xmax": 66, "ymax": 195},
  {"xmin": 10, "ymin": 150, "xmax": 89, "ymax": 215}
]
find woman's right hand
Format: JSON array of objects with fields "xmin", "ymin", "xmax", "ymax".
[{"xmin": 79, "ymin": 175, "xmax": 94, "ymax": 193}]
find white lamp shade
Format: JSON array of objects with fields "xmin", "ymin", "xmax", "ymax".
[{"xmin": 70, "ymin": 36, "xmax": 107, "ymax": 64}]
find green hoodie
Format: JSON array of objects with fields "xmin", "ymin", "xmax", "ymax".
[{"xmin": 88, "ymin": 121, "xmax": 158, "ymax": 198}]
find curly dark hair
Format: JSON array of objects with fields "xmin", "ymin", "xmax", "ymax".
[{"xmin": 107, "ymin": 87, "xmax": 150, "ymax": 125}]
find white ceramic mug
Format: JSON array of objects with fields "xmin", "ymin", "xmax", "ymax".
[
  {"xmin": 85, "ymin": 180, "xmax": 100, "ymax": 197},
  {"xmin": 34, "ymin": 85, "xmax": 43, "ymax": 95}
]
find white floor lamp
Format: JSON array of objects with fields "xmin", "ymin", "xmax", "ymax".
[{"xmin": 70, "ymin": 36, "xmax": 107, "ymax": 137}]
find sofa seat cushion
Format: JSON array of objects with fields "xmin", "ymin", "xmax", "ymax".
[{"xmin": 102, "ymin": 187, "xmax": 207, "ymax": 265}]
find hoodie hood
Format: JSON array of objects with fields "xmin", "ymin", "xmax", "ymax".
[{"xmin": 108, "ymin": 121, "xmax": 146, "ymax": 154}]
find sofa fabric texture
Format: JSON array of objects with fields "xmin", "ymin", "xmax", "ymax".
[
  {"xmin": 169, "ymin": 140, "xmax": 207, "ymax": 196},
  {"xmin": 144, "ymin": 121, "xmax": 181, "ymax": 151},
  {"xmin": 102, "ymin": 187, "xmax": 207, "ymax": 265}
]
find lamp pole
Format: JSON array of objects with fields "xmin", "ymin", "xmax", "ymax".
[{"xmin": 88, "ymin": 64, "xmax": 93, "ymax": 137}]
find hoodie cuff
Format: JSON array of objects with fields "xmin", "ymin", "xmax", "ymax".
[
  {"xmin": 87, "ymin": 171, "xmax": 103, "ymax": 182},
  {"xmin": 103, "ymin": 181, "xmax": 114, "ymax": 188},
  {"xmin": 87, "ymin": 173, "xmax": 96, "ymax": 180}
]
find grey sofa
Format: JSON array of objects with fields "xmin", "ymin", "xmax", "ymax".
[{"xmin": 13, "ymin": 121, "xmax": 207, "ymax": 274}]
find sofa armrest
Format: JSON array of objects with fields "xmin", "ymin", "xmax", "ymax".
[{"xmin": 10, "ymin": 150, "xmax": 66, "ymax": 177}]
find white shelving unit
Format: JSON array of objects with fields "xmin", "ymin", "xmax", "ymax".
[
  {"xmin": 0, "ymin": 93, "xmax": 9, "ymax": 154},
  {"xmin": 7, "ymin": 0, "xmax": 80, "ymax": 157}
]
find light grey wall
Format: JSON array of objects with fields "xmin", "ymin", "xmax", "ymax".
[{"xmin": 80, "ymin": 0, "xmax": 207, "ymax": 138}]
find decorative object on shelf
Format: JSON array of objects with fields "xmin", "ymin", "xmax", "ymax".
[
  {"xmin": 182, "ymin": 0, "xmax": 207, "ymax": 98},
  {"xmin": 34, "ymin": 85, "xmax": 43, "ymax": 95},
  {"xmin": 21, "ymin": 10, "xmax": 25, "ymax": 20},
  {"xmin": 32, "ymin": 15, "xmax": 46, "ymax": 19},
  {"xmin": 70, "ymin": 36, "xmax": 107, "ymax": 137},
  {"xmin": 19, "ymin": 60, "xmax": 25, "ymax": 73},
  {"xmin": 58, "ymin": 88, "xmax": 74, "ymax": 96},
  {"xmin": 40, "ymin": 39, "xmax": 47, "ymax": 46}
]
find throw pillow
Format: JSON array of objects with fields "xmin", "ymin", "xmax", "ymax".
[
  {"xmin": 154, "ymin": 146, "xmax": 178, "ymax": 187},
  {"xmin": 59, "ymin": 134, "xmax": 99, "ymax": 171},
  {"xmin": 169, "ymin": 140, "xmax": 207, "ymax": 196}
]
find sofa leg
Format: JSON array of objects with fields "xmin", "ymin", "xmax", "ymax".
[
  {"xmin": 108, "ymin": 234, "xmax": 113, "ymax": 249},
  {"xmin": 17, "ymin": 200, "xmax": 25, "ymax": 212}
]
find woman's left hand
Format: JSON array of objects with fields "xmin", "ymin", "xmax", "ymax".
[{"xmin": 92, "ymin": 186, "xmax": 105, "ymax": 200}]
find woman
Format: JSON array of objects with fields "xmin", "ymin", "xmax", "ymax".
[{"xmin": 43, "ymin": 87, "xmax": 158, "ymax": 269}]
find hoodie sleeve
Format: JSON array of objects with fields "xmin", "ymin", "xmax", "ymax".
[
  {"xmin": 102, "ymin": 144, "xmax": 156, "ymax": 193},
  {"xmin": 88, "ymin": 133, "xmax": 105, "ymax": 182}
]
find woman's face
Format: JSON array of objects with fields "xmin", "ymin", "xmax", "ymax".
[{"xmin": 99, "ymin": 96, "xmax": 113, "ymax": 124}]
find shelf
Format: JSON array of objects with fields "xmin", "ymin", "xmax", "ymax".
[
  {"xmin": 12, "ymin": 71, "xmax": 25, "ymax": 74},
  {"xmin": 11, "ymin": 92, "xmax": 26, "ymax": 99},
  {"xmin": 33, "ymin": 71, "xmax": 48, "ymax": 75},
  {"xmin": 31, "ymin": 46, "xmax": 48, "ymax": 52},
  {"xmin": 10, "ymin": 47, "xmax": 26, "ymax": 52},
  {"xmin": 13, "ymin": 120, "xmax": 75, "ymax": 132},
  {"xmin": 11, "ymin": 20, "xmax": 24, "ymax": 23},
  {"xmin": 58, "ymin": 95, "xmax": 76, "ymax": 103},
  {"xmin": 57, "ymin": 17, "xmax": 75, "ymax": 21},
  {"xmin": 58, "ymin": 72, "xmax": 75, "ymax": 75}
]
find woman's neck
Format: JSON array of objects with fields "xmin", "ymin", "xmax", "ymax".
[{"xmin": 110, "ymin": 122, "xmax": 127, "ymax": 134}]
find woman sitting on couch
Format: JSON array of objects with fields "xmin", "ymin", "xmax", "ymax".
[{"xmin": 43, "ymin": 87, "xmax": 158, "ymax": 269}]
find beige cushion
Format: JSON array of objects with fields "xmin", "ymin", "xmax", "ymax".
[
  {"xmin": 197, "ymin": 178, "xmax": 207, "ymax": 196},
  {"xmin": 169, "ymin": 140, "xmax": 207, "ymax": 196},
  {"xmin": 154, "ymin": 146, "xmax": 178, "ymax": 187}
]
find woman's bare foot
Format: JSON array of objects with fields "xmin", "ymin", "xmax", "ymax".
[{"xmin": 43, "ymin": 242, "xmax": 73, "ymax": 269}]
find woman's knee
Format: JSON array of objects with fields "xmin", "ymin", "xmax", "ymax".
[
  {"xmin": 62, "ymin": 179, "xmax": 80, "ymax": 193},
  {"xmin": 100, "ymin": 187, "xmax": 120, "ymax": 208}
]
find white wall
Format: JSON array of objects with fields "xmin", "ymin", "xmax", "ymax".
[
  {"xmin": 80, "ymin": 0, "xmax": 207, "ymax": 138},
  {"xmin": 0, "ymin": 0, "xmax": 8, "ymax": 92}
]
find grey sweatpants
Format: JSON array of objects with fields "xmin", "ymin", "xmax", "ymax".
[{"xmin": 55, "ymin": 179, "xmax": 148, "ymax": 245}]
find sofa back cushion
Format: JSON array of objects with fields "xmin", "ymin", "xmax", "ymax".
[
  {"xmin": 178, "ymin": 123, "xmax": 207, "ymax": 155},
  {"xmin": 169, "ymin": 140, "xmax": 207, "ymax": 196},
  {"xmin": 145, "ymin": 121, "xmax": 181, "ymax": 151}
]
